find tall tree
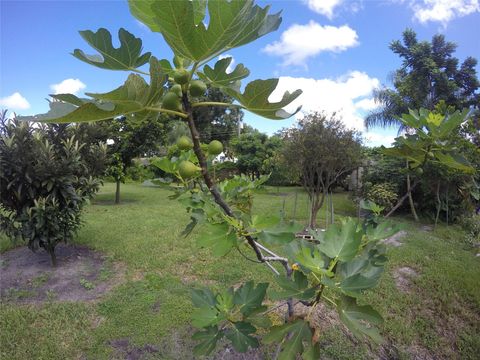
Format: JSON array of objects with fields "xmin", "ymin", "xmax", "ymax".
[
  {"xmin": 365, "ymin": 29, "xmax": 479, "ymax": 129},
  {"xmin": 230, "ymin": 127, "xmax": 280, "ymax": 180},
  {"xmin": 193, "ymin": 86, "xmax": 243, "ymax": 144},
  {"xmin": 282, "ymin": 112, "xmax": 362, "ymax": 229}
]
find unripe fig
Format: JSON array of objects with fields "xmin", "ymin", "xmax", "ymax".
[
  {"xmin": 189, "ymin": 80, "xmax": 207, "ymax": 97},
  {"xmin": 179, "ymin": 160, "xmax": 201, "ymax": 178},
  {"xmin": 208, "ymin": 140, "xmax": 223, "ymax": 155},
  {"xmin": 173, "ymin": 69, "xmax": 189, "ymax": 85},
  {"xmin": 162, "ymin": 92, "xmax": 181, "ymax": 111},
  {"xmin": 177, "ymin": 135, "xmax": 193, "ymax": 150},
  {"xmin": 171, "ymin": 84, "xmax": 183, "ymax": 97}
]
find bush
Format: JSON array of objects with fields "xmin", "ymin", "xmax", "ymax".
[
  {"xmin": 0, "ymin": 118, "xmax": 105, "ymax": 265},
  {"xmin": 365, "ymin": 183, "xmax": 398, "ymax": 212},
  {"xmin": 459, "ymin": 215, "xmax": 480, "ymax": 247}
]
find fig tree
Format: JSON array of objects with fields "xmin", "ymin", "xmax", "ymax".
[{"xmin": 189, "ymin": 80, "xmax": 207, "ymax": 97}]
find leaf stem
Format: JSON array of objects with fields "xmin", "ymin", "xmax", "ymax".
[
  {"xmin": 191, "ymin": 102, "xmax": 243, "ymax": 108},
  {"xmin": 145, "ymin": 106, "xmax": 188, "ymax": 118}
]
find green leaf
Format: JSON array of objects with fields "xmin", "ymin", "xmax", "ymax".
[
  {"xmin": 365, "ymin": 221, "xmax": 403, "ymax": 242},
  {"xmin": 216, "ymin": 288, "xmax": 235, "ymax": 314},
  {"xmin": 191, "ymin": 288, "xmax": 216, "ymax": 308},
  {"xmin": 192, "ymin": 0, "xmax": 208, "ymax": 25},
  {"xmin": 73, "ymin": 28, "xmax": 151, "ymax": 70},
  {"xmin": 198, "ymin": 57, "xmax": 250, "ymax": 91},
  {"xmin": 434, "ymin": 152, "xmax": 475, "ymax": 174},
  {"xmin": 150, "ymin": 157, "xmax": 175, "ymax": 174},
  {"xmin": 191, "ymin": 306, "xmax": 223, "ymax": 328},
  {"xmin": 437, "ymin": 109, "xmax": 470, "ymax": 138},
  {"xmin": 318, "ymin": 218, "xmax": 361, "ymax": 262},
  {"xmin": 233, "ymin": 281, "xmax": 268, "ymax": 316},
  {"xmin": 257, "ymin": 221, "xmax": 303, "ymax": 245},
  {"xmin": 339, "ymin": 266, "xmax": 383, "ymax": 296},
  {"xmin": 129, "ymin": 0, "xmax": 281, "ymax": 63},
  {"xmin": 224, "ymin": 79, "xmax": 302, "ymax": 119},
  {"xmin": 19, "ymin": 57, "xmax": 167, "ymax": 123},
  {"xmin": 302, "ymin": 342, "xmax": 321, "ymax": 360},
  {"xmin": 294, "ymin": 246, "xmax": 329, "ymax": 276},
  {"xmin": 271, "ymin": 271, "xmax": 316, "ymax": 301},
  {"xmin": 263, "ymin": 319, "xmax": 313, "ymax": 360},
  {"xmin": 192, "ymin": 326, "xmax": 223, "ymax": 356},
  {"xmin": 337, "ymin": 295, "xmax": 383, "ymax": 343},
  {"xmin": 196, "ymin": 222, "xmax": 237, "ymax": 257},
  {"xmin": 225, "ymin": 321, "xmax": 259, "ymax": 353}
]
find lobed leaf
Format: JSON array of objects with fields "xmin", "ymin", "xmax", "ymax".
[
  {"xmin": 318, "ymin": 218, "xmax": 362, "ymax": 262},
  {"xmin": 270, "ymin": 271, "xmax": 316, "ymax": 301},
  {"xmin": 233, "ymin": 281, "xmax": 269, "ymax": 317},
  {"xmin": 198, "ymin": 57, "xmax": 250, "ymax": 91},
  {"xmin": 73, "ymin": 28, "xmax": 151, "ymax": 70},
  {"xmin": 129, "ymin": 0, "xmax": 281, "ymax": 63},
  {"xmin": 224, "ymin": 79, "xmax": 302, "ymax": 119},
  {"xmin": 263, "ymin": 319, "xmax": 313, "ymax": 360},
  {"xmin": 192, "ymin": 326, "xmax": 223, "ymax": 356},
  {"xmin": 337, "ymin": 295, "xmax": 383, "ymax": 343},
  {"xmin": 225, "ymin": 321, "xmax": 259, "ymax": 353}
]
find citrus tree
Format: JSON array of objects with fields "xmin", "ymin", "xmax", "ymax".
[{"xmin": 20, "ymin": 1, "xmax": 400, "ymax": 357}]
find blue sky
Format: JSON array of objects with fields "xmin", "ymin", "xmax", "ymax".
[{"xmin": 1, "ymin": 0, "xmax": 479, "ymax": 147}]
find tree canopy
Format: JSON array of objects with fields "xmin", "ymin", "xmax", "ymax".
[{"xmin": 366, "ymin": 29, "xmax": 479, "ymax": 129}]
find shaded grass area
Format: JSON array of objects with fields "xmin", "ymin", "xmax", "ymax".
[{"xmin": 1, "ymin": 182, "xmax": 479, "ymax": 359}]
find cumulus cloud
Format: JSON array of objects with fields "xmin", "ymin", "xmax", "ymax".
[
  {"xmin": 263, "ymin": 21, "xmax": 359, "ymax": 66},
  {"xmin": 50, "ymin": 78, "xmax": 86, "ymax": 95},
  {"xmin": 303, "ymin": 0, "xmax": 343, "ymax": 18},
  {"xmin": 268, "ymin": 71, "xmax": 380, "ymax": 131},
  {"xmin": 354, "ymin": 98, "xmax": 379, "ymax": 111},
  {"xmin": 0, "ymin": 92, "xmax": 31, "ymax": 110},
  {"xmin": 218, "ymin": 54, "xmax": 235, "ymax": 73},
  {"xmin": 410, "ymin": 0, "xmax": 479, "ymax": 25},
  {"xmin": 363, "ymin": 132, "xmax": 396, "ymax": 147}
]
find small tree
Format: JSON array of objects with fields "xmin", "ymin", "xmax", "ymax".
[
  {"xmin": 0, "ymin": 117, "xmax": 105, "ymax": 265},
  {"xmin": 282, "ymin": 112, "xmax": 362, "ymax": 228}
]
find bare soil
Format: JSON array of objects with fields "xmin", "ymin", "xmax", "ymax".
[
  {"xmin": 0, "ymin": 243, "xmax": 124, "ymax": 303},
  {"xmin": 382, "ymin": 230, "xmax": 407, "ymax": 247},
  {"xmin": 393, "ymin": 266, "xmax": 419, "ymax": 293}
]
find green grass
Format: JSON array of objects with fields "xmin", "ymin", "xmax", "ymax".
[{"xmin": 1, "ymin": 182, "xmax": 479, "ymax": 359}]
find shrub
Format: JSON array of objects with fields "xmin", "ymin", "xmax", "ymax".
[
  {"xmin": 459, "ymin": 215, "xmax": 480, "ymax": 247},
  {"xmin": 0, "ymin": 118, "xmax": 105, "ymax": 265},
  {"xmin": 365, "ymin": 183, "xmax": 398, "ymax": 212}
]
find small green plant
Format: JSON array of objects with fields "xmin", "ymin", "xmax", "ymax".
[
  {"xmin": 31, "ymin": 273, "xmax": 50, "ymax": 288},
  {"xmin": 79, "ymin": 278, "xmax": 95, "ymax": 290}
]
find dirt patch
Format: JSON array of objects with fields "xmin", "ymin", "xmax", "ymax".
[
  {"xmin": 212, "ymin": 343, "xmax": 265, "ymax": 360},
  {"xmin": 109, "ymin": 338, "xmax": 159, "ymax": 360},
  {"xmin": 0, "ymin": 243, "xmax": 124, "ymax": 303},
  {"xmin": 382, "ymin": 230, "xmax": 407, "ymax": 247},
  {"xmin": 421, "ymin": 225, "xmax": 433, "ymax": 232},
  {"xmin": 393, "ymin": 266, "xmax": 419, "ymax": 292}
]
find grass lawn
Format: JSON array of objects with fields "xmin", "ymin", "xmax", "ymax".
[{"xmin": 1, "ymin": 182, "xmax": 479, "ymax": 359}]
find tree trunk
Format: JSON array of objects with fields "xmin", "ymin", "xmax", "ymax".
[
  {"xmin": 47, "ymin": 246, "xmax": 57, "ymax": 267},
  {"xmin": 386, "ymin": 180, "xmax": 420, "ymax": 218},
  {"xmin": 434, "ymin": 181, "xmax": 441, "ymax": 230},
  {"xmin": 406, "ymin": 172, "xmax": 419, "ymax": 221},
  {"xmin": 329, "ymin": 191, "xmax": 335, "ymax": 224},
  {"xmin": 309, "ymin": 191, "xmax": 326, "ymax": 229},
  {"xmin": 115, "ymin": 179, "xmax": 121, "ymax": 204}
]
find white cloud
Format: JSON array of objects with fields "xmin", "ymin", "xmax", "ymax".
[
  {"xmin": 268, "ymin": 71, "xmax": 380, "ymax": 131},
  {"xmin": 363, "ymin": 132, "xmax": 396, "ymax": 147},
  {"xmin": 303, "ymin": 0, "xmax": 343, "ymax": 19},
  {"xmin": 263, "ymin": 21, "xmax": 359, "ymax": 66},
  {"xmin": 50, "ymin": 78, "xmax": 86, "ymax": 95},
  {"xmin": 218, "ymin": 54, "xmax": 235, "ymax": 73},
  {"xmin": 410, "ymin": 0, "xmax": 479, "ymax": 25},
  {"xmin": 355, "ymin": 98, "xmax": 378, "ymax": 111},
  {"xmin": 0, "ymin": 92, "xmax": 30, "ymax": 110}
]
